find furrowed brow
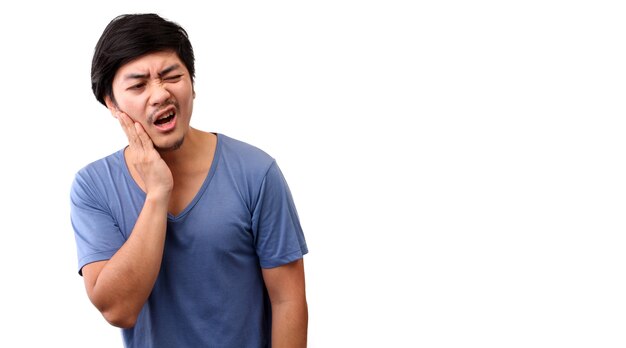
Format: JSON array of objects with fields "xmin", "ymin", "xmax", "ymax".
[
  {"xmin": 159, "ymin": 64, "xmax": 181, "ymax": 77},
  {"xmin": 123, "ymin": 73, "xmax": 149, "ymax": 80},
  {"xmin": 122, "ymin": 64, "xmax": 181, "ymax": 81}
]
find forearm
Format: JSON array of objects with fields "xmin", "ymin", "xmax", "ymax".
[
  {"xmin": 90, "ymin": 194, "xmax": 169, "ymax": 327},
  {"xmin": 271, "ymin": 299, "xmax": 308, "ymax": 348}
]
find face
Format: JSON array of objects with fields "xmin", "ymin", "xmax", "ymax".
[{"xmin": 106, "ymin": 50, "xmax": 194, "ymax": 152}]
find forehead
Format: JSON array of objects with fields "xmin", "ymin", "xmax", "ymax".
[{"xmin": 115, "ymin": 50, "xmax": 185, "ymax": 78}]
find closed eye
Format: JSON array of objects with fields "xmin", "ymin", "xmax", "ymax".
[
  {"xmin": 128, "ymin": 83, "xmax": 146, "ymax": 90},
  {"xmin": 164, "ymin": 74, "xmax": 183, "ymax": 81}
]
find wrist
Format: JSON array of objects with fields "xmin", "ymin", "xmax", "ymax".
[{"xmin": 145, "ymin": 189, "xmax": 171, "ymax": 205}]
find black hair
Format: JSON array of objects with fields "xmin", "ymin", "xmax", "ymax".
[{"xmin": 91, "ymin": 13, "xmax": 195, "ymax": 106}]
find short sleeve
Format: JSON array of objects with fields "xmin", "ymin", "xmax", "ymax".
[
  {"xmin": 251, "ymin": 161, "xmax": 308, "ymax": 268},
  {"xmin": 70, "ymin": 172, "xmax": 125, "ymax": 275}
]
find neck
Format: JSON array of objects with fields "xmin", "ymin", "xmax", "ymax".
[{"xmin": 159, "ymin": 127, "xmax": 206, "ymax": 173}]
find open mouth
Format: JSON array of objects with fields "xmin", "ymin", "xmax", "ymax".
[
  {"xmin": 153, "ymin": 109, "xmax": 177, "ymax": 131},
  {"xmin": 154, "ymin": 111, "xmax": 175, "ymax": 125}
]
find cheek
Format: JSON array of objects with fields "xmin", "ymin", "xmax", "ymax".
[
  {"xmin": 118, "ymin": 99, "xmax": 147, "ymax": 121},
  {"xmin": 185, "ymin": 103, "xmax": 194, "ymax": 122},
  {"xmin": 177, "ymin": 88, "xmax": 194, "ymax": 117},
  {"xmin": 184, "ymin": 95, "xmax": 194, "ymax": 112}
]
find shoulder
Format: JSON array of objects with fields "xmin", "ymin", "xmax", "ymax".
[
  {"xmin": 71, "ymin": 149, "xmax": 126, "ymax": 200},
  {"xmin": 217, "ymin": 134, "xmax": 276, "ymax": 177},
  {"xmin": 214, "ymin": 134, "xmax": 282, "ymax": 209}
]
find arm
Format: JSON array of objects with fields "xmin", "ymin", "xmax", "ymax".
[
  {"xmin": 262, "ymin": 258, "xmax": 308, "ymax": 348},
  {"xmin": 82, "ymin": 112, "xmax": 173, "ymax": 328}
]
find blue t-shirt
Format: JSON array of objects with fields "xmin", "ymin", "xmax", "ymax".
[{"xmin": 70, "ymin": 134, "xmax": 308, "ymax": 347}]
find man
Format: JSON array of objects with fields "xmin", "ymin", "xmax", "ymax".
[{"xmin": 70, "ymin": 13, "xmax": 308, "ymax": 347}]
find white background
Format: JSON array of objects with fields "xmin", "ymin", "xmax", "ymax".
[{"xmin": 0, "ymin": 1, "xmax": 625, "ymax": 347}]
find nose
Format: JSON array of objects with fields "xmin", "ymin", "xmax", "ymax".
[{"xmin": 148, "ymin": 82, "xmax": 172, "ymax": 107}]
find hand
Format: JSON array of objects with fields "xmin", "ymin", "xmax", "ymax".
[{"xmin": 117, "ymin": 111, "xmax": 174, "ymax": 198}]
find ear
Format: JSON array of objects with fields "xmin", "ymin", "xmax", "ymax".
[{"xmin": 104, "ymin": 95, "xmax": 120, "ymax": 119}]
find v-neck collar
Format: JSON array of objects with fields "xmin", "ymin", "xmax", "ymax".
[{"xmin": 118, "ymin": 133, "xmax": 222, "ymax": 221}]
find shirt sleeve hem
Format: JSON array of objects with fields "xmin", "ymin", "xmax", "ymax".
[
  {"xmin": 77, "ymin": 250, "xmax": 117, "ymax": 276},
  {"xmin": 259, "ymin": 245, "xmax": 309, "ymax": 269}
]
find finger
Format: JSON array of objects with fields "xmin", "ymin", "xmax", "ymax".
[
  {"xmin": 134, "ymin": 122, "xmax": 155, "ymax": 151},
  {"xmin": 117, "ymin": 112, "xmax": 131, "ymax": 137},
  {"xmin": 118, "ymin": 112, "xmax": 141, "ymax": 148},
  {"xmin": 117, "ymin": 111, "xmax": 131, "ymax": 133}
]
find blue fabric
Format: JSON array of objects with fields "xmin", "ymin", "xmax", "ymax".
[{"xmin": 70, "ymin": 134, "xmax": 308, "ymax": 348}]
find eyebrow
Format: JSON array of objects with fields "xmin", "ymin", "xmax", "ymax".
[{"xmin": 123, "ymin": 64, "xmax": 182, "ymax": 80}]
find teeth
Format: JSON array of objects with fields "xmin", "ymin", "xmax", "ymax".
[
  {"xmin": 157, "ymin": 112, "xmax": 174, "ymax": 121},
  {"xmin": 154, "ymin": 111, "xmax": 175, "ymax": 125}
]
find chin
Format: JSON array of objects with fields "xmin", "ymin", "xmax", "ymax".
[{"xmin": 155, "ymin": 137, "xmax": 184, "ymax": 152}]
